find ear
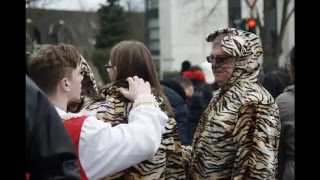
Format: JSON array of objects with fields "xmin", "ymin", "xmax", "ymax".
[{"xmin": 60, "ymin": 78, "xmax": 70, "ymax": 92}]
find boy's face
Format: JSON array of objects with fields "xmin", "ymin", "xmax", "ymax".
[{"xmin": 68, "ymin": 64, "xmax": 84, "ymax": 103}]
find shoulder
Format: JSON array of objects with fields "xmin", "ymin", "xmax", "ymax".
[
  {"xmin": 276, "ymin": 91, "xmax": 294, "ymax": 112},
  {"xmin": 229, "ymin": 82, "xmax": 273, "ymax": 106},
  {"xmin": 276, "ymin": 91, "xmax": 294, "ymax": 103}
]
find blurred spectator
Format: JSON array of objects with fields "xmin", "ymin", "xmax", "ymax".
[
  {"xmin": 173, "ymin": 76, "xmax": 205, "ymax": 144},
  {"xmin": 276, "ymin": 46, "xmax": 295, "ymax": 180},
  {"xmin": 161, "ymin": 82, "xmax": 190, "ymax": 145},
  {"xmin": 180, "ymin": 60, "xmax": 191, "ymax": 75},
  {"xmin": 161, "ymin": 79, "xmax": 187, "ymax": 102},
  {"xmin": 262, "ymin": 70, "xmax": 287, "ymax": 99},
  {"xmin": 182, "ymin": 65, "xmax": 206, "ymax": 84}
]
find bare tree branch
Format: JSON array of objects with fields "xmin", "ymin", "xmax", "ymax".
[
  {"xmin": 181, "ymin": 0, "xmax": 195, "ymax": 8},
  {"xmin": 284, "ymin": 6, "xmax": 295, "ymax": 26},
  {"xmin": 278, "ymin": 0, "xmax": 290, "ymax": 47},
  {"xmin": 78, "ymin": 0, "xmax": 86, "ymax": 11},
  {"xmin": 200, "ymin": 0, "xmax": 223, "ymax": 24},
  {"xmin": 206, "ymin": 0, "xmax": 223, "ymax": 17},
  {"xmin": 255, "ymin": 7, "xmax": 264, "ymax": 30}
]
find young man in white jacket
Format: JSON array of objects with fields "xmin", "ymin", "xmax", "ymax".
[{"xmin": 27, "ymin": 44, "xmax": 168, "ymax": 180}]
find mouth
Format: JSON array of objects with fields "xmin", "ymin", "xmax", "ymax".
[{"xmin": 212, "ymin": 65, "xmax": 234, "ymax": 74}]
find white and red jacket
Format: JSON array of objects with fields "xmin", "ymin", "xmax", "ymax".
[{"xmin": 55, "ymin": 95, "xmax": 168, "ymax": 180}]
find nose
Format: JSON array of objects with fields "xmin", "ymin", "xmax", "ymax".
[{"xmin": 211, "ymin": 60, "xmax": 218, "ymax": 68}]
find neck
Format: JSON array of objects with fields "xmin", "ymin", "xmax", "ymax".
[{"xmin": 48, "ymin": 93, "xmax": 69, "ymax": 112}]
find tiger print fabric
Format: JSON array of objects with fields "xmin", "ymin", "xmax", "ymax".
[
  {"xmin": 79, "ymin": 55, "xmax": 99, "ymax": 98},
  {"xmin": 186, "ymin": 28, "xmax": 281, "ymax": 179},
  {"xmin": 67, "ymin": 55, "xmax": 99, "ymax": 113},
  {"xmin": 78, "ymin": 55, "xmax": 101, "ymax": 109},
  {"xmin": 84, "ymin": 80, "xmax": 185, "ymax": 180}
]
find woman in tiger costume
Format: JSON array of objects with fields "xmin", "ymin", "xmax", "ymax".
[
  {"xmin": 84, "ymin": 40, "xmax": 185, "ymax": 179},
  {"xmin": 184, "ymin": 28, "xmax": 281, "ymax": 179}
]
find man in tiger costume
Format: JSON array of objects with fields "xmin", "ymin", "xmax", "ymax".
[{"xmin": 184, "ymin": 28, "xmax": 281, "ymax": 179}]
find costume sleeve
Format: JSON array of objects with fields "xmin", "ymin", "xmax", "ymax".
[
  {"xmin": 79, "ymin": 101, "xmax": 168, "ymax": 180},
  {"xmin": 231, "ymin": 103, "xmax": 281, "ymax": 179},
  {"xmin": 164, "ymin": 117, "xmax": 186, "ymax": 179},
  {"xmin": 26, "ymin": 76, "xmax": 80, "ymax": 179}
]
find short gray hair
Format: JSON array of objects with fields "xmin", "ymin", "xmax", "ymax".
[{"xmin": 212, "ymin": 32, "xmax": 229, "ymax": 45}]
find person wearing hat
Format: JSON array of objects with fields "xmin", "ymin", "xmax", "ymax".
[{"xmin": 184, "ymin": 28, "xmax": 280, "ymax": 179}]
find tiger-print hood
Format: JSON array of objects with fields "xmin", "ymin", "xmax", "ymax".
[
  {"xmin": 79, "ymin": 55, "xmax": 99, "ymax": 98},
  {"xmin": 207, "ymin": 28, "xmax": 263, "ymax": 91}
]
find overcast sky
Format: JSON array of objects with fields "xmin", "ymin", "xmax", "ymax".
[{"xmin": 29, "ymin": 0, "xmax": 145, "ymax": 12}]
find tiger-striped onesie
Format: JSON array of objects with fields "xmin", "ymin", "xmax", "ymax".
[
  {"xmin": 84, "ymin": 80, "xmax": 185, "ymax": 179},
  {"xmin": 184, "ymin": 28, "xmax": 281, "ymax": 179}
]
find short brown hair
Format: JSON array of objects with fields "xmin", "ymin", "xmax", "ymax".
[{"xmin": 27, "ymin": 44, "xmax": 81, "ymax": 93}]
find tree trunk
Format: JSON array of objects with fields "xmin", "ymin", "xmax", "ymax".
[
  {"xmin": 261, "ymin": 0, "xmax": 278, "ymax": 72},
  {"xmin": 259, "ymin": 0, "xmax": 293, "ymax": 72}
]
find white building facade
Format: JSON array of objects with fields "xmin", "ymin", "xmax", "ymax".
[{"xmin": 145, "ymin": 0, "xmax": 295, "ymax": 77}]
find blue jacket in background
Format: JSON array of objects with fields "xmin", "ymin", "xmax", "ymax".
[{"xmin": 161, "ymin": 85, "xmax": 190, "ymax": 145}]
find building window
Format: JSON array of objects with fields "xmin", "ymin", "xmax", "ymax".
[
  {"xmin": 228, "ymin": 0, "xmax": 241, "ymax": 27},
  {"xmin": 147, "ymin": 0, "xmax": 158, "ymax": 10},
  {"xmin": 149, "ymin": 40, "xmax": 159, "ymax": 51},
  {"xmin": 148, "ymin": 18, "xmax": 159, "ymax": 28},
  {"xmin": 149, "ymin": 29, "xmax": 159, "ymax": 40}
]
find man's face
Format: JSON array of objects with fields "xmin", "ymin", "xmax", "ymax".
[
  {"xmin": 68, "ymin": 65, "xmax": 83, "ymax": 103},
  {"xmin": 209, "ymin": 43, "xmax": 236, "ymax": 88}
]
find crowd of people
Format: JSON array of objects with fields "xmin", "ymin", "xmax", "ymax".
[{"xmin": 26, "ymin": 27, "xmax": 294, "ymax": 180}]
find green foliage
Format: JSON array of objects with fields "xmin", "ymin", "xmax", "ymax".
[
  {"xmin": 95, "ymin": 2, "xmax": 131, "ymax": 48},
  {"xmin": 94, "ymin": 0, "xmax": 133, "ymax": 83}
]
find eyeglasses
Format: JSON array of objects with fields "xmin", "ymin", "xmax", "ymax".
[
  {"xmin": 206, "ymin": 55, "xmax": 235, "ymax": 64},
  {"xmin": 104, "ymin": 65, "xmax": 115, "ymax": 72}
]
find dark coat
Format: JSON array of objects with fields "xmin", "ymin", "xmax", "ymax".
[
  {"xmin": 276, "ymin": 84, "xmax": 295, "ymax": 180},
  {"xmin": 162, "ymin": 85, "xmax": 190, "ymax": 145},
  {"xmin": 26, "ymin": 75, "xmax": 80, "ymax": 179}
]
